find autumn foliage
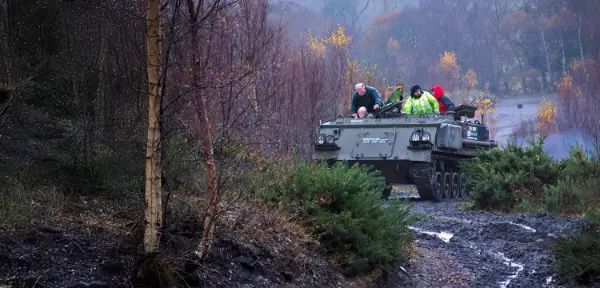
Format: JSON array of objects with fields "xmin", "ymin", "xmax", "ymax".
[
  {"xmin": 372, "ymin": 10, "xmax": 401, "ymax": 28},
  {"xmin": 473, "ymin": 93, "xmax": 497, "ymax": 139},
  {"xmin": 463, "ymin": 69, "xmax": 478, "ymax": 100},
  {"xmin": 535, "ymin": 97, "xmax": 558, "ymax": 136},
  {"xmin": 556, "ymin": 56, "xmax": 600, "ymax": 142},
  {"xmin": 324, "ymin": 24, "xmax": 353, "ymax": 47},
  {"xmin": 429, "ymin": 51, "xmax": 461, "ymax": 92},
  {"xmin": 557, "ymin": 74, "xmax": 574, "ymax": 97}
]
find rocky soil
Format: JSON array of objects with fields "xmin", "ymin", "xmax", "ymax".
[{"xmin": 399, "ymin": 198, "xmax": 598, "ymax": 288}]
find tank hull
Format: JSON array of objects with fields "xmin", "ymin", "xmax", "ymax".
[
  {"xmin": 313, "ymin": 104, "xmax": 496, "ymax": 202},
  {"xmin": 347, "ymin": 160, "xmax": 412, "ymax": 184}
]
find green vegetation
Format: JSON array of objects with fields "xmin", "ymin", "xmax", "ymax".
[
  {"xmin": 461, "ymin": 136, "xmax": 600, "ymax": 284},
  {"xmin": 259, "ymin": 160, "xmax": 414, "ymax": 275},
  {"xmin": 553, "ymin": 231, "xmax": 600, "ymax": 285},
  {"xmin": 461, "ymin": 136, "xmax": 600, "ymax": 215},
  {"xmin": 0, "ymin": 177, "xmax": 66, "ymax": 228}
]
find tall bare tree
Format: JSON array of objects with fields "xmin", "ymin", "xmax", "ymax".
[
  {"xmin": 186, "ymin": 0, "xmax": 222, "ymax": 263},
  {"xmin": 144, "ymin": 0, "xmax": 163, "ymax": 254}
]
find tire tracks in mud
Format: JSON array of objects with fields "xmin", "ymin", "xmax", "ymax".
[{"xmin": 403, "ymin": 199, "xmax": 584, "ymax": 288}]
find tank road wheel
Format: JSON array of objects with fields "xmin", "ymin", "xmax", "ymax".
[
  {"xmin": 433, "ymin": 172, "xmax": 443, "ymax": 201},
  {"xmin": 451, "ymin": 172, "xmax": 459, "ymax": 199},
  {"xmin": 443, "ymin": 172, "xmax": 451, "ymax": 199},
  {"xmin": 459, "ymin": 172, "xmax": 469, "ymax": 198}
]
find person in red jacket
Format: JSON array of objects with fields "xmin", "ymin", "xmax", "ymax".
[{"xmin": 431, "ymin": 85, "xmax": 456, "ymax": 114}]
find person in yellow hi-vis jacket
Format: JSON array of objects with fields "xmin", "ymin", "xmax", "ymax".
[{"xmin": 402, "ymin": 85, "xmax": 440, "ymax": 115}]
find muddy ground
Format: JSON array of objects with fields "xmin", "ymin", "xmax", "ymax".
[
  {"xmin": 2, "ymin": 197, "xmax": 595, "ymax": 288},
  {"xmin": 0, "ymin": 201, "xmax": 366, "ymax": 288},
  {"xmin": 399, "ymin": 198, "xmax": 599, "ymax": 288},
  {"xmin": 0, "ymin": 181, "xmax": 597, "ymax": 288}
]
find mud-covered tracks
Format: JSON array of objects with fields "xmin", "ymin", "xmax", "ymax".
[
  {"xmin": 433, "ymin": 171, "xmax": 468, "ymax": 200},
  {"xmin": 407, "ymin": 201, "xmax": 583, "ymax": 288},
  {"xmin": 413, "ymin": 155, "xmax": 471, "ymax": 202}
]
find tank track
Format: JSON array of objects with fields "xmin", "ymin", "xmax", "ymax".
[{"xmin": 412, "ymin": 153, "xmax": 476, "ymax": 202}]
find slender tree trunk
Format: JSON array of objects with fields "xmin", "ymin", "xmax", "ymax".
[
  {"xmin": 560, "ymin": 35, "xmax": 566, "ymax": 76},
  {"xmin": 250, "ymin": 71, "xmax": 263, "ymax": 151},
  {"xmin": 540, "ymin": 24, "xmax": 552, "ymax": 91},
  {"xmin": 514, "ymin": 53, "xmax": 526, "ymax": 93},
  {"xmin": 96, "ymin": 21, "xmax": 107, "ymax": 139},
  {"xmin": 577, "ymin": 14, "xmax": 586, "ymax": 74},
  {"xmin": 144, "ymin": 0, "xmax": 163, "ymax": 254},
  {"xmin": 188, "ymin": 0, "xmax": 220, "ymax": 262}
]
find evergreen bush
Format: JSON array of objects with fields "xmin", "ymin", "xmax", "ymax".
[{"xmin": 260, "ymin": 160, "xmax": 413, "ymax": 274}]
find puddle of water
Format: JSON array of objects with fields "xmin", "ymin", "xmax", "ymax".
[
  {"xmin": 407, "ymin": 226, "xmax": 454, "ymax": 243},
  {"xmin": 508, "ymin": 222, "xmax": 537, "ymax": 233},
  {"xmin": 496, "ymin": 252, "xmax": 524, "ymax": 288},
  {"xmin": 391, "ymin": 184, "xmax": 420, "ymax": 199}
]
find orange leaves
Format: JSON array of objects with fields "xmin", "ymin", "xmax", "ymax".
[
  {"xmin": 506, "ymin": 9, "xmax": 529, "ymax": 28},
  {"xmin": 431, "ymin": 51, "xmax": 461, "ymax": 92},
  {"xmin": 540, "ymin": 15, "xmax": 558, "ymax": 29},
  {"xmin": 570, "ymin": 58, "xmax": 587, "ymax": 72},
  {"xmin": 535, "ymin": 97, "xmax": 558, "ymax": 136},
  {"xmin": 439, "ymin": 51, "xmax": 459, "ymax": 73},
  {"xmin": 372, "ymin": 10, "xmax": 401, "ymax": 28},
  {"xmin": 464, "ymin": 69, "xmax": 478, "ymax": 90},
  {"xmin": 387, "ymin": 38, "xmax": 400, "ymax": 51},
  {"xmin": 463, "ymin": 68, "xmax": 478, "ymax": 100},
  {"xmin": 557, "ymin": 74, "xmax": 573, "ymax": 97}
]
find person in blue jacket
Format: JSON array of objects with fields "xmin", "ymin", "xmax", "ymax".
[{"xmin": 350, "ymin": 83, "xmax": 384, "ymax": 117}]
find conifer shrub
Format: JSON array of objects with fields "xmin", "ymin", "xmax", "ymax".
[
  {"xmin": 259, "ymin": 160, "xmax": 413, "ymax": 274},
  {"xmin": 461, "ymin": 137, "xmax": 559, "ymax": 211},
  {"xmin": 462, "ymin": 136, "xmax": 600, "ymax": 215},
  {"xmin": 553, "ymin": 231, "xmax": 600, "ymax": 285}
]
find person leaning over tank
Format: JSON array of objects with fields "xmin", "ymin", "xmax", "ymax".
[
  {"xmin": 402, "ymin": 85, "xmax": 440, "ymax": 115},
  {"xmin": 431, "ymin": 85, "xmax": 455, "ymax": 114},
  {"xmin": 350, "ymin": 83, "xmax": 384, "ymax": 117},
  {"xmin": 355, "ymin": 106, "xmax": 373, "ymax": 118}
]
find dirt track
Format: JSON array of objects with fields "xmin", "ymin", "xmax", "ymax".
[{"xmin": 401, "ymin": 198, "xmax": 590, "ymax": 288}]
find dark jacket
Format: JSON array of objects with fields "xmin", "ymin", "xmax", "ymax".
[
  {"xmin": 351, "ymin": 85, "xmax": 384, "ymax": 113},
  {"xmin": 431, "ymin": 85, "xmax": 455, "ymax": 114}
]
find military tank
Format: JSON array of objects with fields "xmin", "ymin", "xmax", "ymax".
[{"xmin": 312, "ymin": 102, "xmax": 498, "ymax": 201}]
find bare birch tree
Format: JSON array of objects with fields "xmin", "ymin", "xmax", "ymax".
[{"xmin": 144, "ymin": 0, "xmax": 163, "ymax": 254}]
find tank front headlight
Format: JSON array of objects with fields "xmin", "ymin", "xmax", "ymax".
[
  {"xmin": 410, "ymin": 132, "xmax": 421, "ymax": 142},
  {"xmin": 326, "ymin": 135, "xmax": 335, "ymax": 144},
  {"xmin": 316, "ymin": 134, "xmax": 325, "ymax": 145},
  {"xmin": 422, "ymin": 132, "xmax": 431, "ymax": 142}
]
